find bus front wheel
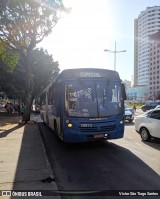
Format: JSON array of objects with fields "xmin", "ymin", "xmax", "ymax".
[{"xmin": 54, "ymin": 122, "xmax": 58, "ymax": 135}]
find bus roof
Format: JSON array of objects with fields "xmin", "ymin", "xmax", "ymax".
[
  {"xmin": 41, "ymin": 68, "xmax": 121, "ymax": 94},
  {"xmin": 56, "ymin": 68, "xmax": 120, "ymax": 81}
]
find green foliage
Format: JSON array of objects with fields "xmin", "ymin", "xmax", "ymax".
[
  {"xmin": 0, "ymin": 41, "xmax": 19, "ymax": 71},
  {"xmin": 0, "ymin": 63, "xmax": 24, "ymax": 100},
  {"xmin": 0, "ymin": 48, "xmax": 59, "ymax": 101},
  {"xmin": 0, "ymin": 0, "xmax": 67, "ymax": 121},
  {"xmin": 31, "ymin": 48, "xmax": 59, "ymax": 97},
  {"xmin": 126, "ymin": 102, "xmax": 144, "ymax": 109},
  {"xmin": 0, "ymin": 0, "xmax": 67, "ymax": 53}
]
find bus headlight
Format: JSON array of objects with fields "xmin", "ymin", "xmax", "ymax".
[
  {"xmin": 120, "ymin": 120, "xmax": 123, "ymax": 124},
  {"xmin": 68, "ymin": 123, "xmax": 73, "ymax": 128}
]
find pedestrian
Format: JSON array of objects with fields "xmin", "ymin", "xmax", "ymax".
[
  {"xmin": 17, "ymin": 104, "xmax": 21, "ymax": 116},
  {"xmin": 133, "ymin": 103, "xmax": 136, "ymax": 112},
  {"xmin": 9, "ymin": 103, "xmax": 14, "ymax": 114},
  {"xmin": 5, "ymin": 102, "xmax": 10, "ymax": 116},
  {"xmin": 20, "ymin": 105, "xmax": 25, "ymax": 116}
]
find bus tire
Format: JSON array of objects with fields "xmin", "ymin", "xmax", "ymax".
[
  {"xmin": 54, "ymin": 122, "xmax": 61, "ymax": 141},
  {"xmin": 54, "ymin": 122, "xmax": 58, "ymax": 135}
]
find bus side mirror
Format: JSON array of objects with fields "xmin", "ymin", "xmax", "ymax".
[{"xmin": 121, "ymin": 84, "xmax": 126, "ymax": 100}]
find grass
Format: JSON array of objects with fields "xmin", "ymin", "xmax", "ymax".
[{"xmin": 125, "ymin": 102, "xmax": 144, "ymax": 109}]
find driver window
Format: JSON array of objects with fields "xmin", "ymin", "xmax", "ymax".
[{"xmin": 150, "ymin": 110, "xmax": 160, "ymax": 120}]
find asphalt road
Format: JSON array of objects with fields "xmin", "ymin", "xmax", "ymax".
[{"xmin": 38, "ymin": 110, "xmax": 160, "ymax": 199}]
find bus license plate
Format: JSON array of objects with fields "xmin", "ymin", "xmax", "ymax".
[{"xmin": 94, "ymin": 134, "xmax": 105, "ymax": 138}]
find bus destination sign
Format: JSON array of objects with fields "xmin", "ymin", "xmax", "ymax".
[{"xmin": 80, "ymin": 72, "xmax": 102, "ymax": 78}]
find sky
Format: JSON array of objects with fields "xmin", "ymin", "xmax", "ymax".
[{"xmin": 39, "ymin": 0, "xmax": 160, "ymax": 82}]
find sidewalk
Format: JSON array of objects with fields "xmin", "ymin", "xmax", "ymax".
[{"xmin": 0, "ymin": 113, "xmax": 61, "ymax": 199}]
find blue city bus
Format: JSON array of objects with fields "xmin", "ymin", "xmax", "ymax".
[{"xmin": 40, "ymin": 68, "xmax": 126, "ymax": 143}]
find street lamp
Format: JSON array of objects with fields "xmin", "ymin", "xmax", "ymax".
[{"xmin": 104, "ymin": 42, "xmax": 126, "ymax": 71}]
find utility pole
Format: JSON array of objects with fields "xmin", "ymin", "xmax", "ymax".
[{"xmin": 104, "ymin": 42, "xmax": 126, "ymax": 71}]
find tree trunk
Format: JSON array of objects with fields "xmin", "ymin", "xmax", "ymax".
[
  {"xmin": 22, "ymin": 51, "xmax": 34, "ymax": 122},
  {"xmin": 22, "ymin": 92, "xmax": 33, "ymax": 122}
]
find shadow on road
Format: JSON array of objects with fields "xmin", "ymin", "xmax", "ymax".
[
  {"xmin": 0, "ymin": 115, "xmax": 25, "ymax": 138},
  {"xmin": 0, "ymin": 115, "xmax": 56, "ymax": 198},
  {"xmin": 141, "ymin": 138, "xmax": 160, "ymax": 150},
  {"xmin": 39, "ymin": 122, "xmax": 160, "ymax": 198},
  {"xmin": 0, "ymin": 115, "xmax": 22, "ymax": 126},
  {"xmin": 10, "ymin": 122, "xmax": 55, "ymax": 197},
  {"xmin": 0, "ymin": 124, "xmax": 24, "ymax": 138},
  {"xmin": 2, "ymin": 115, "xmax": 158, "ymax": 199},
  {"xmin": 124, "ymin": 121, "xmax": 135, "ymax": 126}
]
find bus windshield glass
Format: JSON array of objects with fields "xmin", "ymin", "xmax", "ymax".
[{"xmin": 65, "ymin": 80, "xmax": 123, "ymax": 117}]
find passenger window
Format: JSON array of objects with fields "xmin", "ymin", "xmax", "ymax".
[
  {"xmin": 145, "ymin": 111, "xmax": 152, "ymax": 117},
  {"xmin": 150, "ymin": 110, "xmax": 160, "ymax": 120},
  {"xmin": 150, "ymin": 102, "xmax": 157, "ymax": 106}
]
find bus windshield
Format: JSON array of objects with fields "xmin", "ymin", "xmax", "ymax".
[{"xmin": 65, "ymin": 80, "xmax": 123, "ymax": 117}]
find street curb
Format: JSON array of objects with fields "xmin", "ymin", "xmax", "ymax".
[
  {"xmin": 37, "ymin": 123, "xmax": 61, "ymax": 198},
  {"xmin": 38, "ymin": 125, "xmax": 55, "ymax": 179}
]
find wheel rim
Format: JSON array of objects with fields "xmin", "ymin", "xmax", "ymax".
[{"xmin": 141, "ymin": 129, "xmax": 149, "ymax": 141}]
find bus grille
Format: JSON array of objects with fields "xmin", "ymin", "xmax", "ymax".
[{"xmin": 79, "ymin": 125, "xmax": 116, "ymax": 133}]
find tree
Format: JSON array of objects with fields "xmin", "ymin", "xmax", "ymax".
[
  {"xmin": 0, "ymin": 41, "xmax": 19, "ymax": 72},
  {"xmin": 31, "ymin": 48, "xmax": 59, "ymax": 98},
  {"xmin": 0, "ymin": 46, "xmax": 19, "ymax": 96},
  {"xmin": 0, "ymin": 48, "xmax": 59, "ymax": 105},
  {"xmin": 0, "ymin": 0, "xmax": 67, "ymax": 122},
  {"xmin": 0, "ymin": 61, "xmax": 25, "ymax": 102}
]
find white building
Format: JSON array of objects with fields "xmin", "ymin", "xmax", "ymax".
[
  {"xmin": 149, "ymin": 31, "xmax": 160, "ymax": 100},
  {"xmin": 123, "ymin": 80, "xmax": 131, "ymax": 88},
  {"xmin": 126, "ymin": 85, "xmax": 149, "ymax": 101},
  {"xmin": 134, "ymin": 6, "xmax": 160, "ymax": 86}
]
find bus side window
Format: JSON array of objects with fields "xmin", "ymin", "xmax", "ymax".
[
  {"xmin": 40, "ymin": 93, "xmax": 45, "ymax": 105},
  {"xmin": 48, "ymin": 86, "xmax": 54, "ymax": 105},
  {"xmin": 52, "ymin": 86, "xmax": 57, "ymax": 115}
]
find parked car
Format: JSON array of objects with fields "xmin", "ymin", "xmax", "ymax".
[
  {"xmin": 0, "ymin": 103, "xmax": 5, "ymax": 108},
  {"xmin": 125, "ymin": 109, "xmax": 134, "ymax": 123},
  {"xmin": 135, "ymin": 109, "xmax": 160, "ymax": 141},
  {"xmin": 141, "ymin": 101, "xmax": 160, "ymax": 112},
  {"xmin": 125, "ymin": 104, "xmax": 135, "ymax": 114},
  {"xmin": 154, "ymin": 105, "xmax": 160, "ymax": 110}
]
